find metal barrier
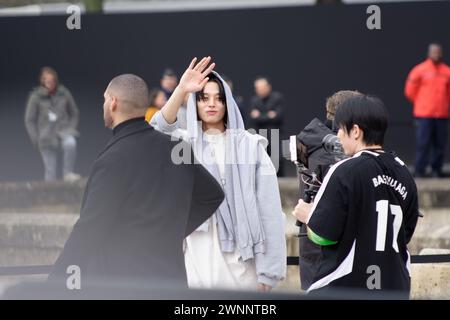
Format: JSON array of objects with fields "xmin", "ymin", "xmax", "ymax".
[
  {"xmin": 1, "ymin": 254, "xmax": 450, "ymax": 277},
  {"xmin": 287, "ymin": 254, "xmax": 450, "ymax": 266}
]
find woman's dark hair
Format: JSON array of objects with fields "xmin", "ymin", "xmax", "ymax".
[
  {"xmin": 195, "ymin": 73, "xmax": 226, "ymax": 104},
  {"xmin": 334, "ymin": 95, "xmax": 388, "ymax": 146},
  {"xmin": 148, "ymin": 88, "xmax": 163, "ymax": 107},
  {"xmin": 195, "ymin": 73, "xmax": 228, "ymax": 123}
]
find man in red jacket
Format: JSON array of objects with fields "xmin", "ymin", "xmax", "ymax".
[{"xmin": 405, "ymin": 43, "xmax": 450, "ymax": 177}]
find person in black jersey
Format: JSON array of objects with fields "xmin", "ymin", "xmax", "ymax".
[{"xmin": 293, "ymin": 94, "xmax": 420, "ymax": 298}]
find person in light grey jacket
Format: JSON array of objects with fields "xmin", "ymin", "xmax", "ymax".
[
  {"xmin": 25, "ymin": 67, "xmax": 80, "ymax": 181},
  {"xmin": 150, "ymin": 57, "xmax": 286, "ymax": 291}
]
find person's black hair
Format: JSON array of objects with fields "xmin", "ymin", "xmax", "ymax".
[
  {"xmin": 195, "ymin": 73, "xmax": 227, "ymax": 124},
  {"xmin": 254, "ymin": 75, "xmax": 272, "ymax": 85},
  {"xmin": 196, "ymin": 73, "xmax": 226, "ymax": 104},
  {"xmin": 334, "ymin": 95, "xmax": 388, "ymax": 146},
  {"xmin": 162, "ymin": 68, "xmax": 176, "ymax": 78},
  {"xmin": 148, "ymin": 88, "xmax": 164, "ymax": 106}
]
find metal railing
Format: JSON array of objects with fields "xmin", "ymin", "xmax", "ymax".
[{"xmin": 1, "ymin": 254, "xmax": 449, "ymax": 276}]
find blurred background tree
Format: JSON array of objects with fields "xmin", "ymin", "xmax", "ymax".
[{"xmin": 83, "ymin": 0, "xmax": 103, "ymax": 12}]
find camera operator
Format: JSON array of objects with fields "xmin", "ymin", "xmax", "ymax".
[
  {"xmin": 293, "ymin": 95, "xmax": 419, "ymax": 297},
  {"xmin": 296, "ymin": 90, "xmax": 362, "ymax": 290}
]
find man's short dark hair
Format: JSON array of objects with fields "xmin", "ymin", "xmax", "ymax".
[
  {"xmin": 162, "ymin": 68, "xmax": 177, "ymax": 78},
  {"xmin": 254, "ymin": 75, "xmax": 271, "ymax": 85},
  {"xmin": 108, "ymin": 74, "xmax": 149, "ymax": 110},
  {"xmin": 334, "ymin": 95, "xmax": 388, "ymax": 146}
]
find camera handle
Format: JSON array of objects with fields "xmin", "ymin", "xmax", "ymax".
[
  {"xmin": 295, "ymin": 188, "xmax": 316, "ymax": 237},
  {"xmin": 293, "ymin": 165, "xmax": 320, "ymax": 237},
  {"xmin": 295, "ymin": 172, "xmax": 318, "ymax": 237}
]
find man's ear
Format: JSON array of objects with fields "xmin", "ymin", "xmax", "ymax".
[
  {"xmin": 110, "ymin": 96, "xmax": 118, "ymax": 112},
  {"xmin": 353, "ymin": 124, "xmax": 363, "ymax": 140}
]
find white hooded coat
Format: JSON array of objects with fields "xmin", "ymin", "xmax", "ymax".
[{"xmin": 150, "ymin": 71, "xmax": 286, "ymax": 288}]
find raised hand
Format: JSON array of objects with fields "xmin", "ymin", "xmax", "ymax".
[{"xmin": 178, "ymin": 57, "xmax": 216, "ymax": 94}]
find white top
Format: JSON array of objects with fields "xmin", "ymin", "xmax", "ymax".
[
  {"xmin": 184, "ymin": 130, "xmax": 258, "ymax": 290},
  {"xmin": 203, "ymin": 130, "xmax": 226, "ymax": 179}
]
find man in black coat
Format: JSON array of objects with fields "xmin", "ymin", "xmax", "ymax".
[
  {"xmin": 248, "ymin": 76, "xmax": 285, "ymax": 176},
  {"xmin": 248, "ymin": 76, "xmax": 284, "ymax": 131},
  {"xmin": 48, "ymin": 74, "xmax": 224, "ymax": 293}
]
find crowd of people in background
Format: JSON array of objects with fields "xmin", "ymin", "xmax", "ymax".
[{"xmin": 25, "ymin": 42, "xmax": 449, "ymax": 182}]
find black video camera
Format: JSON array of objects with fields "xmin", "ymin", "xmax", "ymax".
[
  {"xmin": 282, "ymin": 119, "xmax": 347, "ymax": 235},
  {"xmin": 322, "ymin": 133, "xmax": 346, "ymax": 162},
  {"xmin": 282, "ymin": 134, "xmax": 345, "ymax": 201}
]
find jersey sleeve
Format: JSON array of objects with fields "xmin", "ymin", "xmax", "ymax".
[{"xmin": 307, "ymin": 163, "xmax": 350, "ymax": 243}]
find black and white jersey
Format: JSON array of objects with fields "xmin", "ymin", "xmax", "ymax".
[{"xmin": 307, "ymin": 150, "xmax": 419, "ymax": 293}]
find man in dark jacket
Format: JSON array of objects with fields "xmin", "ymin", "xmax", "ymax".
[
  {"xmin": 297, "ymin": 90, "xmax": 361, "ymax": 290},
  {"xmin": 249, "ymin": 76, "xmax": 285, "ymax": 175},
  {"xmin": 48, "ymin": 74, "xmax": 224, "ymax": 294}
]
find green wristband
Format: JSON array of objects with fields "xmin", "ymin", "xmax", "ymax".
[{"xmin": 307, "ymin": 227, "xmax": 338, "ymax": 246}]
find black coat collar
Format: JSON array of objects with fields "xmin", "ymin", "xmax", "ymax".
[{"xmin": 98, "ymin": 117, "xmax": 153, "ymax": 158}]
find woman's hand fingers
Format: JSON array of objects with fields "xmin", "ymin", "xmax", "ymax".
[
  {"xmin": 188, "ymin": 57, "xmax": 197, "ymax": 70},
  {"xmin": 198, "ymin": 77, "xmax": 210, "ymax": 90},
  {"xmin": 196, "ymin": 56, "xmax": 211, "ymax": 72},
  {"xmin": 181, "ymin": 57, "xmax": 214, "ymax": 93},
  {"xmin": 201, "ymin": 62, "xmax": 215, "ymax": 77},
  {"xmin": 193, "ymin": 57, "xmax": 207, "ymax": 71}
]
